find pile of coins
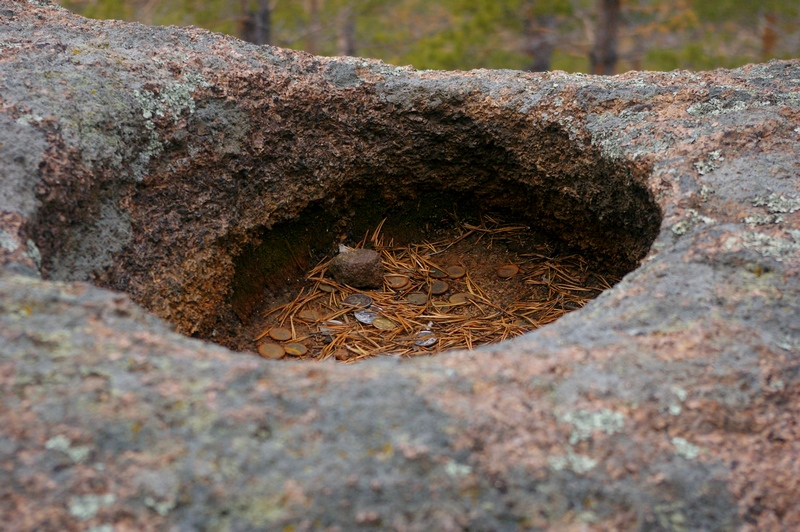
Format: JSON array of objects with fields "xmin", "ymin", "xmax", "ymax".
[{"xmin": 254, "ymin": 220, "xmax": 616, "ymax": 362}]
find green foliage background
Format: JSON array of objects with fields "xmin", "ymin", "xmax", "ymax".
[{"xmin": 57, "ymin": 0, "xmax": 800, "ymax": 72}]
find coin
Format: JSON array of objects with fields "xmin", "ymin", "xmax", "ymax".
[
  {"xmin": 407, "ymin": 292, "xmax": 428, "ymax": 306},
  {"xmin": 268, "ymin": 327, "xmax": 292, "ymax": 341},
  {"xmin": 284, "ymin": 343, "xmax": 308, "ymax": 356},
  {"xmin": 257, "ymin": 343, "xmax": 285, "ymax": 359},
  {"xmin": 446, "ymin": 265, "xmax": 466, "ymax": 279},
  {"xmin": 343, "ymin": 293, "xmax": 373, "ymax": 308},
  {"xmin": 386, "ymin": 275, "xmax": 410, "ymax": 289},
  {"xmin": 414, "ymin": 331, "xmax": 437, "ymax": 347},
  {"xmin": 354, "ymin": 309, "xmax": 378, "ymax": 324},
  {"xmin": 449, "ymin": 292, "xmax": 471, "ymax": 304},
  {"xmin": 298, "ymin": 309, "xmax": 321, "ymax": 321},
  {"xmin": 317, "ymin": 325, "xmax": 335, "ymax": 344},
  {"xmin": 497, "ymin": 264, "xmax": 519, "ymax": 279},
  {"xmin": 430, "ymin": 280, "xmax": 449, "ymax": 295},
  {"xmin": 373, "ymin": 317, "xmax": 397, "ymax": 330},
  {"xmin": 429, "ymin": 268, "xmax": 448, "ymax": 279}
]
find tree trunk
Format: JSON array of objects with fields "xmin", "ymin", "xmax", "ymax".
[
  {"xmin": 589, "ymin": 0, "xmax": 620, "ymax": 75},
  {"xmin": 139, "ymin": 0, "xmax": 159, "ymax": 26},
  {"xmin": 761, "ymin": 12, "xmax": 778, "ymax": 62},
  {"xmin": 306, "ymin": 0, "xmax": 320, "ymax": 55},
  {"xmin": 337, "ymin": 6, "xmax": 356, "ymax": 56},
  {"xmin": 240, "ymin": 0, "xmax": 272, "ymax": 46},
  {"xmin": 523, "ymin": 14, "xmax": 556, "ymax": 72}
]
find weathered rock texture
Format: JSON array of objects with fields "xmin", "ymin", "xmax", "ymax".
[
  {"xmin": 2, "ymin": 1, "xmax": 800, "ymax": 530},
  {"xmin": 328, "ymin": 249, "xmax": 384, "ymax": 289}
]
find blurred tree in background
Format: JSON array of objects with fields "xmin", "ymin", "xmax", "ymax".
[{"xmin": 57, "ymin": 0, "xmax": 800, "ymax": 74}]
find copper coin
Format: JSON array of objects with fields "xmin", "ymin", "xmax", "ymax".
[
  {"xmin": 407, "ymin": 292, "xmax": 428, "ymax": 306},
  {"xmin": 257, "ymin": 343, "xmax": 285, "ymax": 359},
  {"xmin": 284, "ymin": 343, "xmax": 308, "ymax": 356},
  {"xmin": 268, "ymin": 327, "xmax": 292, "ymax": 341},
  {"xmin": 446, "ymin": 266, "xmax": 466, "ymax": 279},
  {"xmin": 430, "ymin": 280, "xmax": 449, "ymax": 295},
  {"xmin": 386, "ymin": 275, "xmax": 410, "ymax": 289},
  {"xmin": 343, "ymin": 293, "xmax": 373, "ymax": 308},
  {"xmin": 497, "ymin": 264, "xmax": 519, "ymax": 279},
  {"xmin": 373, "ymin": 317, "xmax": 397, "ymax": 330},
  {"xmin": 298, "ymin": 309, "xmax": 321, "ymax": 321},
  {"xmin": 429, "ymin": 268, "xmax": 448, "ymax": 279},
  {"xmin": 449, "ymin": 292, "xmax": 471, "ymax": 304}
]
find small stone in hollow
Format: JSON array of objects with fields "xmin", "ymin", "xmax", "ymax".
[{"xmin": 328, "ymin": 249, "xmax": 384, "ymax": 288}]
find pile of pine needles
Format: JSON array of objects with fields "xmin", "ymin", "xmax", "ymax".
[{"xmin": 255, "ymin": 217, "xmax": 616, "ymax": 362}]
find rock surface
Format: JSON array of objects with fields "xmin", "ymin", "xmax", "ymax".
[
  {"xmin": 328, "ymin": 248, "xmax": 385, "ymax": 288},
  {"xmin": 1, "ymin": 1, "xmax": 800, "ymax": 530}
]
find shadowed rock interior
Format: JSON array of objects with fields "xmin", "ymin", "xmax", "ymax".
[{"xmin": 31, "ymin": 105, "xmax": 661, "ymax": 351}]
